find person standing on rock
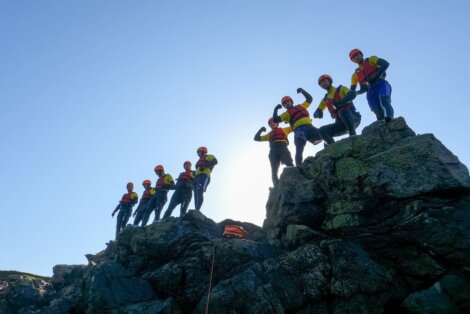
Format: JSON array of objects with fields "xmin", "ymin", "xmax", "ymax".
[
  {"xmin": 349, "ymin": 48, "xmax": 394, "ymax": 123},
  {"xmin": 141, "ymin": 165, "xmax": 175, "ymax": 225},
  {"xmin": 194, "ymin": 146, "xmax": 218, "ymax": 211},
  {"xmin": 254, "ymin": 117, "xmax": 294, "ymax": 186},
  {"xmin": 313, "ymin": 74, "xmax": 361, "ymax": 146},
  {"xmin": 132, "ymin": 179, "xmax": 155, "ymax": 226},
  {"xmin": 111, "ymin": 182, "xmax": 138, "ymax": 238},
  {"xmin": 162, "ymin": 161, "xmax": 195, "ymax": 219},
  {"xmin": 272, "ymin": 88, "xmax": 322, "ymax": 166}
]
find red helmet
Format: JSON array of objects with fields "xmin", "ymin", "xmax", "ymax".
[
  {"xmin": 197, "ymin": 146, "xmax": 208, "ymax": 154},
  {"xmin": 127, "ymin": 182, "xmax": 134, "ymax": 189},
  {"xmin": 154, "ymin": 165, "xmax": 164, "ymax": 172},
  {"xmin": 349, "ymin": 48, "xmax": 363, "ymax": 61},
  {"xmin": 142, "ymin": 179, "xmax": 151, "ymax": 186},
  {"xmin": 281, "ymin": 96, "xmax": 293, "ymax": 105},
  {"xmin": 318, "ymin": 74, "xmax": 332, "ymax": 85},
  {"xmin": 183, "ymin": 161, "xmax": 192, "ymax": 167}
]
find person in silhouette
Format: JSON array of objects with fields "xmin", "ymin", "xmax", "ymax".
[
  {"xmin": 162, "ymin": 161, "xmax": 195, "ymax": 219},
  {"xmin": 314, "ymin": 74, "xmax": 361, "ymax": 146},
  {"xmin": 133, "ymin": 179, "xmax": 155, "ymax": 226},
  {"xmin": 141, "ymin": 165, "xmax": 175, "ymax": 225},
  {"xmin": 111, "ymin": 182, "xmax": 138, "ymax": 238},
  {"xmin": 349, "ymin": 48, "xmax": 393, "ymax": 123},
  {"xmin": 254, "ymin": 117, "xmax": 294, "ymax": 185},
  {"xmin": 194, "ymin": 146, "xmax": 218, "ymax": 211},
  {"xmin": 272, "ymin": 88, "xmax": 322, "ymax": 166}
]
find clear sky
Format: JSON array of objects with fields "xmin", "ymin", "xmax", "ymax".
[{"xmin": 1, "ymin": 1, "xmax": 469, "ymax": 276}]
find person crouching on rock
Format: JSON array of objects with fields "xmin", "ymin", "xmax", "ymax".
[
  {"xmin": 141, "ymin": 165, "xmax": 175, "ymax": 225},
  {"xmin": 162, "ymin": 161, "xmax": 195, "ymax": 219},
  {"xmin": 254, "ymin": 117, "xmax": 294, "ymax": 186},
  {"xmin": 272, "ymin": 88, "xmax": 322, "ymax": 166},
  {"xmin": 314, "ymin": 74, "xmax": 361, "ymax": 146},
  {"xmin": 111, "ymin": 182, "xmax": 138, "ymax": 239},
  {"xmin": 194, "ymin": 146, "xmax": 218, "ymax": 211},
  {"xmin": 133, "ymin": 179, "xmax": 155, "ymax": 226}
]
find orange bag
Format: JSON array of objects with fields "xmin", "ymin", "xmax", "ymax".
[{"xmin": 223, "ymin": 225, "xmax": 247, "ymax": 239}]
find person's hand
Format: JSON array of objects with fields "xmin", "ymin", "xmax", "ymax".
[
  {"xmin": 260, "ymin": 127, "xmax": 266, "ymax": 132},
  {"xmin": 313, "ymin": 108, "xmax": 323, "ymax": 119},
  {"xmin": 111, "ymin": 212, "xmax": 115, "ymax": 217},
  {"xmin": 275, "ymin": 104, "xmax": 283, "ymax": 110},
  {"xmin": 296, "ymin": 87, "xmax": 304, "ymax": 94}
]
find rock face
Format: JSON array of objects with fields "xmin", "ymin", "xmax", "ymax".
[{"xmin": 2, "ymin": 117, "xmax": 470, "ymax": 313}]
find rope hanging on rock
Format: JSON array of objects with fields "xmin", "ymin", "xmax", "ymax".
[{"xmin": 205, "ymin": 242, "xmax": 217, "ymax": 314}]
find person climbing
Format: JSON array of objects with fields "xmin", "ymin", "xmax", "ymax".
[
  {"xmin": 349, "ymin": 48, "xmax": 394, "ymax": 123},
  {"xmin": 194, "ymin": 146, "xmax": 218, "ymax": 211},
  {"xmin": 162, "ymin": 161, "xmax": 195, "ymax": 219},
  {"xmin": 111, "ymin": 182, "xmax": 138, "ymax": 238},
  {"xmin": 314, "ymin": 74, "xmax": 362, "ymax": 146},
  {"xmin": 254, "ymin": 117, "xmax": 294, "ymax": 185},
  {"xmin": 272, "ymin": 88, "xmax": 322, "ymax": 166},
  {"xmin": 132, "ymin": 179, "xmax": 155, "ymax": 226},
  {"xmin": 141, "ymin": 165, "xmax": 175, "ymax": 226}
]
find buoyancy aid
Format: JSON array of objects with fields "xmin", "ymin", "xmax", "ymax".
[
  {"xmin": 155, "ymin": 175, "xmax": 171, "ymax": 190},
  {"xmin": 178, "ymin": 170, "xmax": 193, "ymax": 182},
  {"xmin": 269, "ymin": 128, "xmax": 288, "ymax": 143},
  {"xmin": 142, "ymin": 188, "xmax": 154, "ymax": 199},
  {"xmin": 324, "ymin": 85, "xmax": 352, "ymax": 118},
  {"xmin": 121, "ymin": 192, "xmax": 136, "ymax": 204},
  {"xmin": 287, "ymin": 105, "xmax": 310, "ymax": 127},
  {"xmin": 196, "ymin": 156, "xmax": 213, "ymax": 170},
  {"xmin": 355, "ymin": 58, "xmax": 379, "ymax": 83}
]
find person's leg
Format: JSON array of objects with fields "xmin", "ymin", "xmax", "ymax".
[
  {"xmin": 281, "ymin": 146, "xmax": 294, "ymax": 167},
  {"xmin": 319, "ymin": 119, "xmax": 346, "ymax": 145},
  {"xmin": 339, "ymin": 109, "xmax": 356, "ymax": 136},
  {"xmin": 294, "ymin": 128, "xmax": 307, "ymax": 166},
  {"xmin": 194, "ymin": 174, "xmax": 210, "ymax": 211},
  {"xmin": 141, "ymin": 196, "xmax": 156, "ymax": 226},
  {"xmin": 353, "ymin": 111, "xmax": 362, "ymax": 129},
  {"xmin": 121, "ymin": 205, "xmax": 132, "ymax": 227},
  {"xmin": 133, "ymin": 200, "xmax": 147, "ymax": 226},
  {"xmin": 153, "ymin": 195, "xmax": 168, "ymax": 222},
  {"xmin": 378, "ymin": 80, "xmax": 393, "ymax": 122},
  {"xmin": 162, "ymin": 190, "xmax": 181, "ymax": 219},
  {"xmin": 367, "ymin": 85, "xmax": 384, "ymax": 121},
  {"xmin": 269, "ymin": 152, "xmax": 281, "ymax": 186},
  {"xmin": 179, "ymin": 190, "xmax": 192, "ymax": 217},
  {"xmin": 116, "ymin": 209, "xmax": 123, "ymax": 238}
]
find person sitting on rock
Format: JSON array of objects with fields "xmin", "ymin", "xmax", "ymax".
[
  {"xmin": 349, "ymin": 48, "xmax": 394, "ymax": 123},
  {"xmin": 272, "ymin": 88, "xmax": 322, "ymax": 166},
  {"xmin": 162, "ymin": 161, "xmax": 195, "ymax": 219},
  {"xmin": 141, "ymin": 165, "xmax": 175, "ymax": 225},
  {"xmin": 194, "ymin": 146, "xmax": 218, "ymax": 211},
  {"xmin": 254, "ymin": 117, "xmax": 294, "ymax": 186},
  {"xmin": 111, "ymin": 182, "xmax": 138, "ymax": 238},
  {"xmin": 313, "ymin": 74, "xmax": 361, "ymax": 146},
  {"xmin": 133, "ymin": 179, "xmax": 155, "ymax": 226}
]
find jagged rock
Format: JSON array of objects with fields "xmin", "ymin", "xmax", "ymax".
[
  {"xmin": 2, "ymin": 117, "xmax": 470, "ymax": 313},
  {"xmin": 285, "ymin": 224, "xmax": 328, "ymax": 247},
  {"xmin": 85, "ymin": 261, "xmax": 155, "ymax": 312},
  {"xmin": 401, "ymin": 281, "xmax": 460, "ymax": 314}
]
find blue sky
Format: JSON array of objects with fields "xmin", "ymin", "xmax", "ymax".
[{"xmin": 1, "ymin": 1, "xmax": 469, "ymax": 276}]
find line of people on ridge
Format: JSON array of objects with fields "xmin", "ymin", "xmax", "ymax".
[
  {"xmin": 111, "ymin": 146, "xmax": 218, "ymax": 238},
  {"xmin": 255, "ymin": 49, "xmax": 394, "ymax": 186}
]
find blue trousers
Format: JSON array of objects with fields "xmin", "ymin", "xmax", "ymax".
[
  {"xmin": 293, "ymin": 124, "xmax": 321, "ymax": 166},
  {"xmin": 367, "ymin": 79, "xmax": 394, "ymax": 120}
]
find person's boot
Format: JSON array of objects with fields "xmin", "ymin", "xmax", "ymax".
[{"xmin": 385, "ymin": 117, "xmax": 392, "ymax": 124}]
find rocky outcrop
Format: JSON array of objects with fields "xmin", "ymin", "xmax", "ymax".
[{"xmin": 1, "ymin": 117, "xmax": 470, "ymax": 313}]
